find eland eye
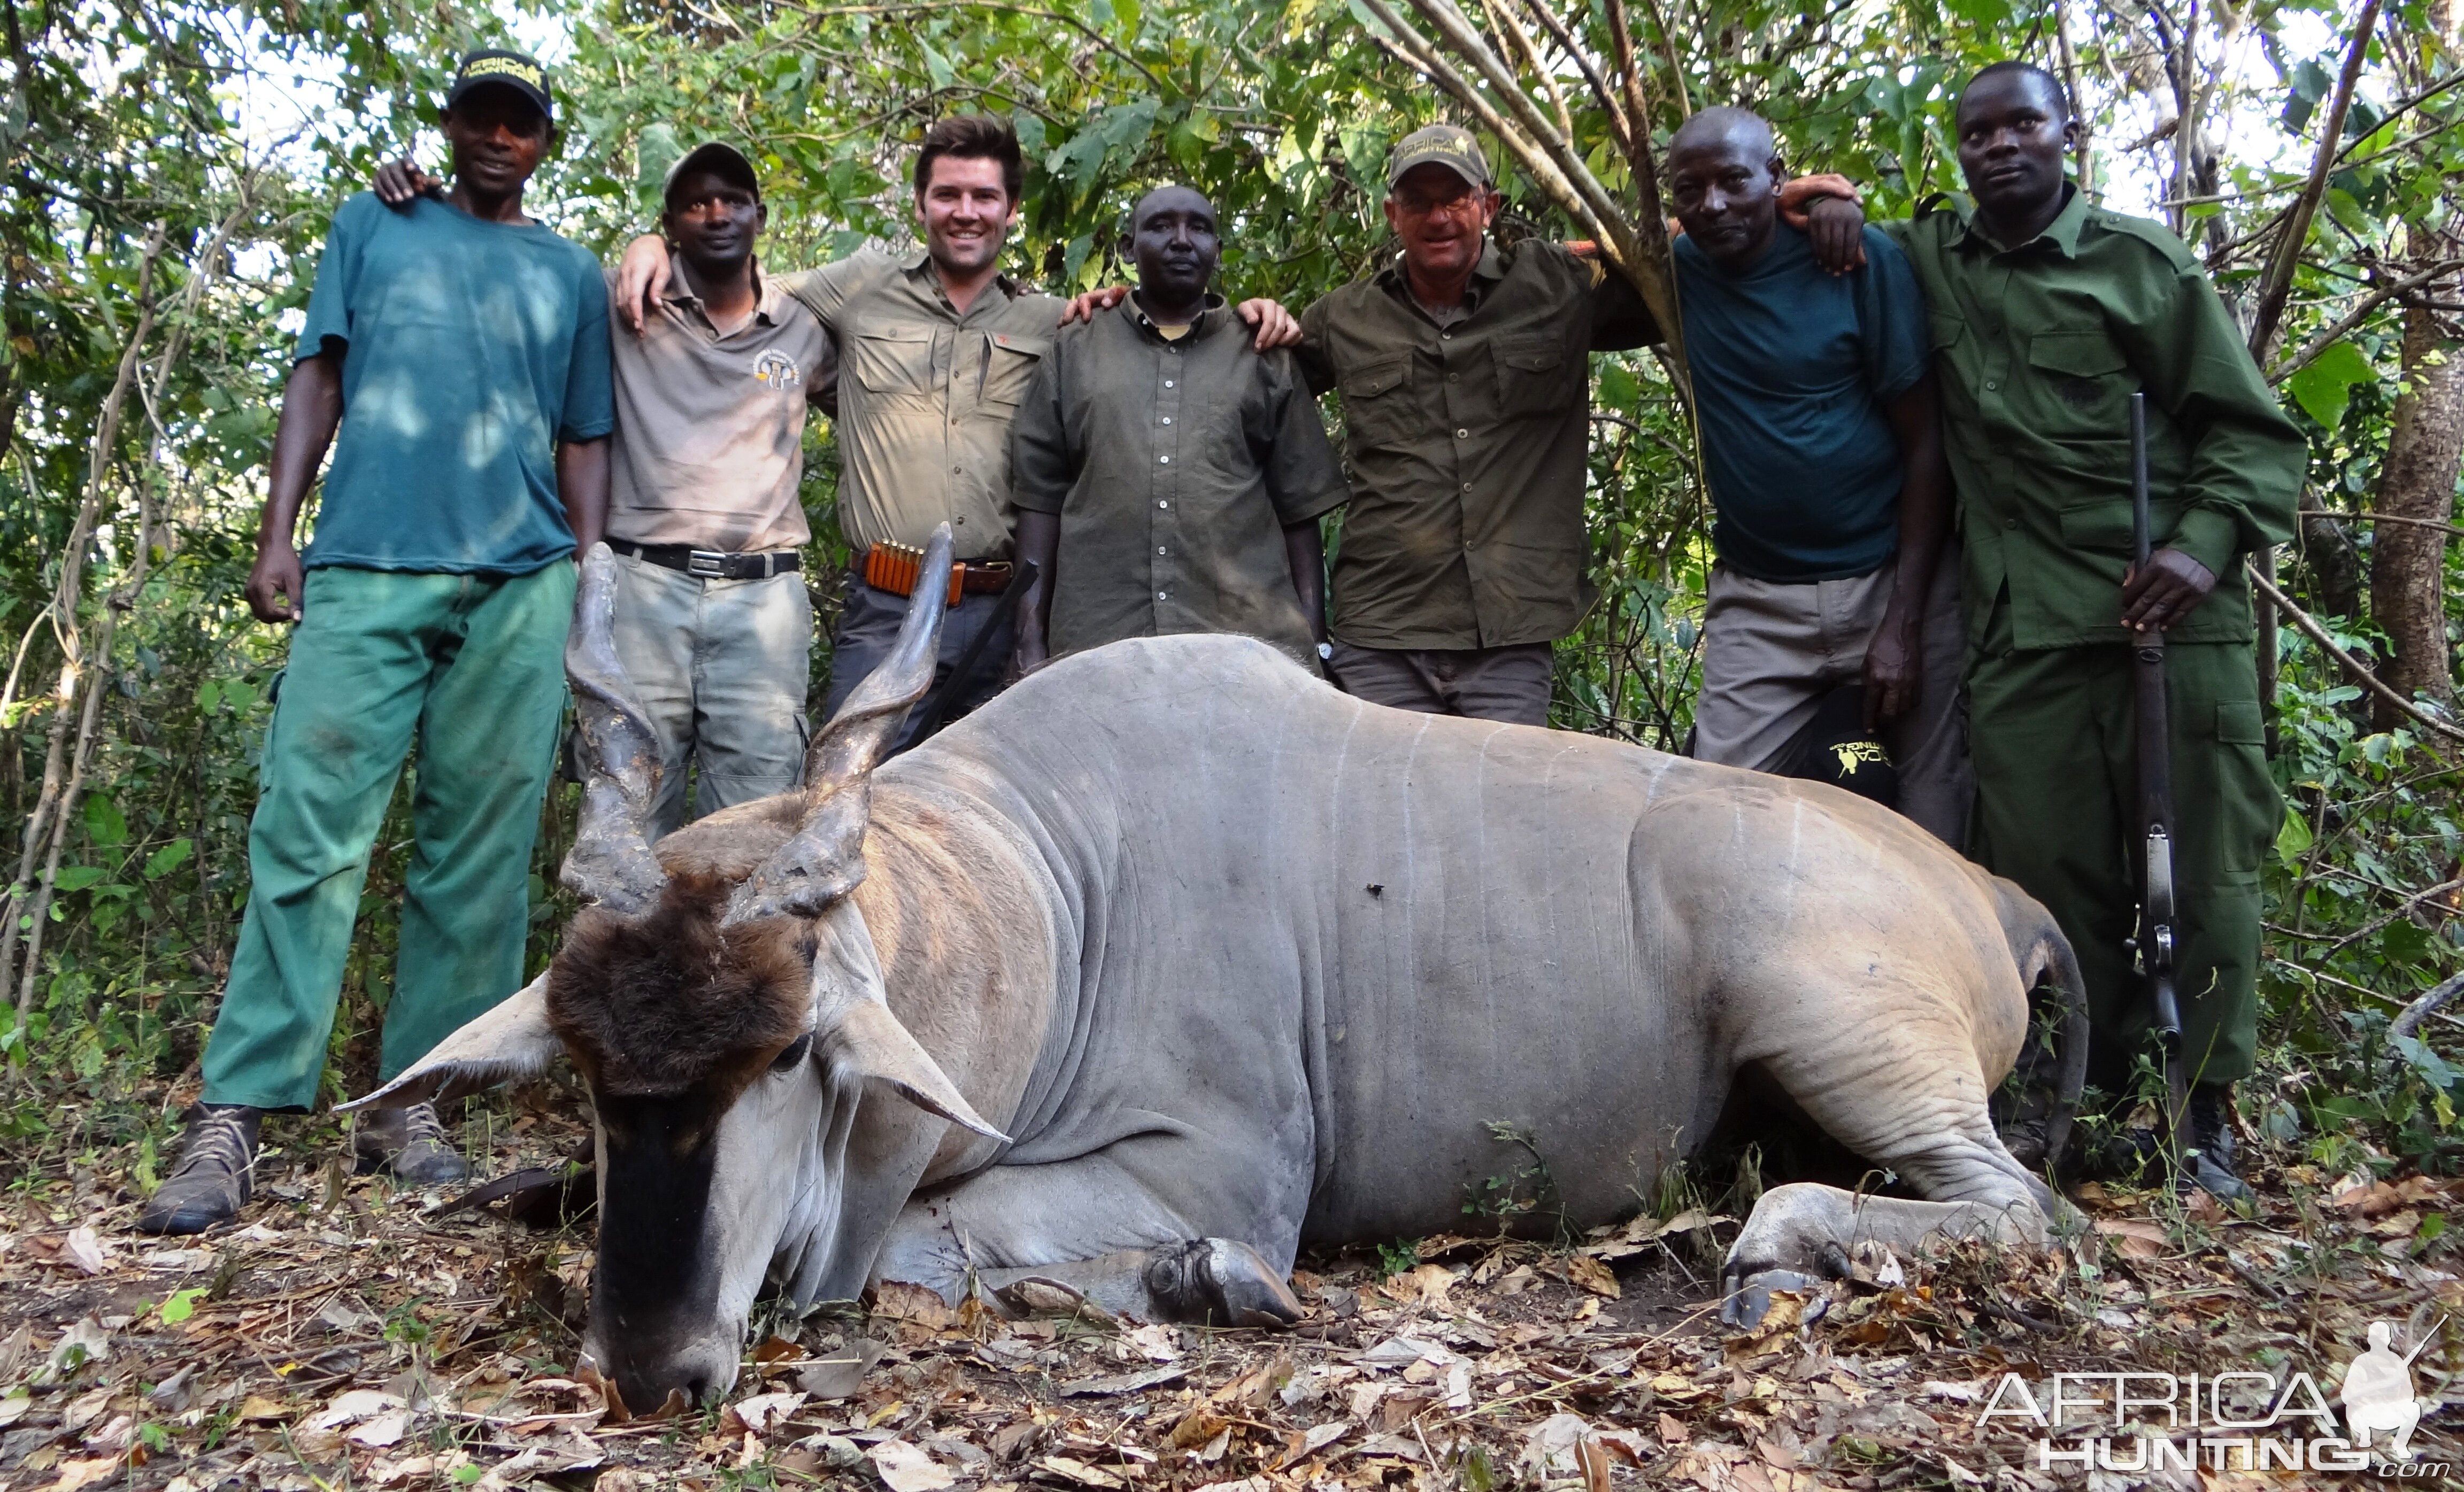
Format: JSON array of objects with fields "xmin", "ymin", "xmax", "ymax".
[{"xmin": 772, "ymin": 1033, "xmax": 814, "ymax": 1073}]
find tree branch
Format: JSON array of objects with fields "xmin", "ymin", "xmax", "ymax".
[
  {"xmin": 2246, "ymin": 0, "xmax": 2383, "ymax": 360},
  {"xmin": 2247, "ymin": 558, "xmax": 2464, "ymax": 748}
]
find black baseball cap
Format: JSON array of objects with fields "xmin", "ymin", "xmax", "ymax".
[
  {"xmin": 663, "ymin": 141, "xmax": 762, "ymax": 206},
  {"xmin": 446, "ymin": 49, "xmax": 553, "ymax": 126}
]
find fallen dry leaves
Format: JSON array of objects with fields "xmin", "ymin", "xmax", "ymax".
[{"xmin": 2, "ymin": 1083, "xmax": 2460, "ymax": 1490}]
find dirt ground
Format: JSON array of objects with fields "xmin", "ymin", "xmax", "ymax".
[{"xmin": 3, "ymin": 1083, "xmax": 2460, "ymax": 1492}]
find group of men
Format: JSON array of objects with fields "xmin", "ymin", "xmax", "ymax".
[{"xmin": 136, "ymin": 45, "xmax": 2299, "ymax": 1235}]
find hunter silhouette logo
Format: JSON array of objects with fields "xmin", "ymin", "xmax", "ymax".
[
  {"xmin": 1830, "ymin": 739, "xmax": 1889, "ymax": 776},
  {"xmin": 2343, "ymin": 1320, "xmax": 2437, "ymax": 1460}
]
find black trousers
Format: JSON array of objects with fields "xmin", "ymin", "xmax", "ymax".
[{"xmin": 820, "ymin": 566, "xmax": 1017, "ymax": 754}]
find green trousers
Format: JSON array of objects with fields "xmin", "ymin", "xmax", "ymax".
[
  {"xmin": 1968, "ymin": 605, "xmax": 2279, "ymax": 1091},
  {"xmin": 200, "ymin": 563, "xmax": 573, "ymax": 1112}
]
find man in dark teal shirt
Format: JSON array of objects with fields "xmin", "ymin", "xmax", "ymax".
[
  {"xmin": 1669, "ymin": 107, "xmax": 1965, "ymax": 845},
  {"xmin": 138, "ymin": 50, "xmax": 614, "ymax": 1234}
]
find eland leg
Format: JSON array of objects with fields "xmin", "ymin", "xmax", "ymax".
[
  {"xmin": 1720, "ymin": 1002, "xmax": 2061, "ymax": 1327},
  {"xmin": 869, "ymin": 1154, "xmax": 1304, "ymax": 1327}
]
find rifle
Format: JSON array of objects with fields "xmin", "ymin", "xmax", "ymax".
[{"xmin": 2128, "ymin": 391, "xmax": 2191, "ymax": 1162}]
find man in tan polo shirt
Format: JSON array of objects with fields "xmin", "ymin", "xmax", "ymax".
[
  {"xmin": 605, "ymin": 142, "xmax": 833, "ymax": 832},
  {"xmin": 373, "ymin": 138, "xmax": 831, "ymax": 826},
  {"xmin": 618, "ymin": 117, "xmax": 1294, "ymax": 748}
]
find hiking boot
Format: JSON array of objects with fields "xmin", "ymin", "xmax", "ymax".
[
  {"xmin": 135, "ymin": 1104, "xmax": 261, "ymax": 1235},
  {"xmin": 353, "ymin": 1101, "xmax": 468, "ymax": 1184},
  {"xmin": 2182, "ymin": 1083, "xmax": 2253, "ymax": 1204}
]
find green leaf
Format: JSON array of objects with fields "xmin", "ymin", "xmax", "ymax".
[
  {"xmin": 83, "ymin": 795, "xmax": 127, "ymax": 849},
  {"xmin": 919, "ymin": 40, "xmax": 956, "ymax": 91},
  {"xmin": 158, "ymin": 1286, "xmax": 207, "ymax": 1325},
  {"xmin": 50, "ymin": 867, "xmax": 106, "ymax": 893},
  {"xmin": 635, "ymin": 122, "xmax": 683, "ymax": 196},
  {"xmin": 2275, "ymin": 806, "xmax": 2313, "ymax": 865},
  {"xmin": 143, "ymin": 838, "xmax": 192, "ymax": 879},
  {"xmin": 2285, "ymin": 339, "xmax": 2375, "ymax": 429}
]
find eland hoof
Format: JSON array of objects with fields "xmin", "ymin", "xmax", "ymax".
[
  {"xmin": 1718, "ymin": 1269, "xmax": 1823, "ymax": 1331},
  {"xmin": 1144, "ymin": 1238, "xmax": 1304, "ymax": 1328}
]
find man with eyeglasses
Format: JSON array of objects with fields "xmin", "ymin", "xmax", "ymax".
[{"xmin": 1291, "ymin": 127, "xmax": 1866, "ymax": 726}]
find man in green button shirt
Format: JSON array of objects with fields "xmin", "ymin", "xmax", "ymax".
[
  {"xmin": 1295, "ymin": 126, "xmax": 1659, "ymax": 725},
  {"xmin": 1010, "ymin": 185, "xmax": 1349, "ymax": 671},
  {"xmin": 1858, "ymin": 63, "xmax": 2303, "ymax": 1195}
]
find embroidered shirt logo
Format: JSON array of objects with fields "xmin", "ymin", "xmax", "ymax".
[{"xmin": 753, "ymin": 350, "xmax": 802, "ymax": 391}]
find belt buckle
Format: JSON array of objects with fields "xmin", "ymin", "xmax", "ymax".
[{"xmin": 687, "ymin": 549, "xmax": 729, "ymax": 577}]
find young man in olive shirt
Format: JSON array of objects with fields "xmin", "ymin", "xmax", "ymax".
[
  {"xmin": 1010, "ymin": 186, "xmax": 1348, "ymax": 670},
  {"xmin": 1806, "ymin": 63, "xmax": 2303, "ymax": 1194}
]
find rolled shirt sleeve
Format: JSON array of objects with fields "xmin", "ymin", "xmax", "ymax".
[
  {"xmin": 1006, "ymin": 347, "xmax": 1073, "ymax": 516},
  {"xmin": 560, "ymin": 266, "xmax": 616, "ymax": 442},
  {"xmin": 1260, "ymin": 349, "xmax": 1348, "ymax": 526}
]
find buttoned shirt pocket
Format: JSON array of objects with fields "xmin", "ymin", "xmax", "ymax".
[
  {"xmin": 980, "ymin": 333, "xmax": 1048, "ymax": 408},
  {"xmin": 1929, "ymin": 311, "xmax": 1967, "ymax": 351},
  {"xmin": 2027, "ymin": 328, "xmax": 2133, "ymax": 431},
  {"xmin": 851, "ymin": 326, "xmax": 936, "ymax": 395},
  {"xmin": 1494, "ymin": 332, "xmax": 1566, "ymax": 417},
  {"xmin": 1338, "ymin": 355, "xmax": 1415, "ymax": 451},
  {"xmin": 2058, "ymin": 496, "xmax": 2182, "ymax": 553}
]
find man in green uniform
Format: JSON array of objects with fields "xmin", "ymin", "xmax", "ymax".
[{"xmin": 1838, "ymin": 63, "xmax": 2301, "ymax": 1195}]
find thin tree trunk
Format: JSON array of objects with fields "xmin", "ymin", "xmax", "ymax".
[
  {"xmin": 2369, "ymin": 279, "xmax": 2464, "ymax": 731},
  {"xmin": 2246, "ymin": 0, "xmax": 2382, "ymax": 363},
  {"xmin": 2298, "ymin": 484, "xmax": 2365, "ymax": 621},
  {"xmin": 1, "ymin": 224, "xmax": 167, "ymax": 1004}
]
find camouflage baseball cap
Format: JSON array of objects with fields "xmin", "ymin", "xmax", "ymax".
[{"xmin": 1387, "ymin": 124, "xmax": 1491, "ymax": 188}]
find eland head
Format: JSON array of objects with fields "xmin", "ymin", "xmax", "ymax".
[{"xmin": 344, "ymin": 525, "xmax": 1005, "ymax": 1412}]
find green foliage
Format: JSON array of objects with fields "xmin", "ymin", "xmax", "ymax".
[{"xmin": 1372, "ymin": 1237, "xmax": 1421, "ymax": 1279}]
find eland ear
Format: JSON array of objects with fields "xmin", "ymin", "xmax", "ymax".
[
  {"xmin": 836, "ymin": 999, "xmax": 1010, "ymax": 1143},
  {"xmin": 340, "ymin": 973, "xmax": 559, "ymax": 1112}
]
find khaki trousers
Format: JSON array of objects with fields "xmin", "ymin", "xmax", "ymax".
[
  {"xmin": 1692, "ymin": 547, "xmax": 1972, "ymax": 847},
  {"xmin": 1326, "ymin": 639, "xmax": 1555, "ymax": 726},
  {"xmin": 610, "ymin": 554, "xmax": 813, "ymax": 838}
]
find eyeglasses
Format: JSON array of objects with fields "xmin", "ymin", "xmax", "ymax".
[{"xmin": 1392, "ymin": 187, "xmax": 1484, "ymax": 220}]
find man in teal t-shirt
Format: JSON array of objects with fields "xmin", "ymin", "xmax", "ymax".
[
  {"xmin": 138, "ymin": 50, "xmax": 613, "ymax": 1234},
  {"xmin": 1668, "ymin": 107, "xmax": 1968, "ymax": 845}
]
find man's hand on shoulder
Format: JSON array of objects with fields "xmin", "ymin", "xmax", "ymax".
[
  {"xmin": 1058, "ymin": 286, "xmax": 1131, "ymax": 326},
  {"xmin": 373, "ymin": 157, "xmax": 444, "ymax": 213},
  {"xmin": 1778, "ymin": 175, "xmax": 1867, "ymax": 275},
  {"xmin": 2121, "ymin": 547, "xmax": 2216, "ymax": 632},
  {"xmin": 613, "ymin": 235, "xmax": 672, "ymax": 339},
  {"xmin": 1235, "ymin": 297, "xmax": 1300, "ymax": 350}
]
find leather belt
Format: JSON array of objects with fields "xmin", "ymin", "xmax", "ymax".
[
  {"xmin": 861, "ymin": 542, "xmax": 1013, "ymax": 606},
  {"xmin": 610, "ymin": 540, "xmax": 801, "ymax": 580}
]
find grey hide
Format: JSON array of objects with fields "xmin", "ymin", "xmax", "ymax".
[{"xmin": 848, "ymin": 632, "xmax": 2068, "ymax": 1318}]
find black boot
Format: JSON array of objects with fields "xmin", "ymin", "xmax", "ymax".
[
  {"xmin": 2182, "ymin": 1083, "xmax": 2253, "ymax": 1204},
  {"xmin": 135, "ymin": 1104, "xmax": 261, "ymax": 1234}
]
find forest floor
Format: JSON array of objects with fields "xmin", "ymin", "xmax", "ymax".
[{"xmin": 2, "ymin": 1081, "xmax": 2461, "ymax": 1492}]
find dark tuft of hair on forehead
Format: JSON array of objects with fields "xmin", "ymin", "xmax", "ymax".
[
  {"xmin": 548, "ymin": 870, "xmax": 815, "ymax": 1100},
  {"xmin": 1964, "ymin": 60, "xmax": 2073, "ymax": 123}
]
